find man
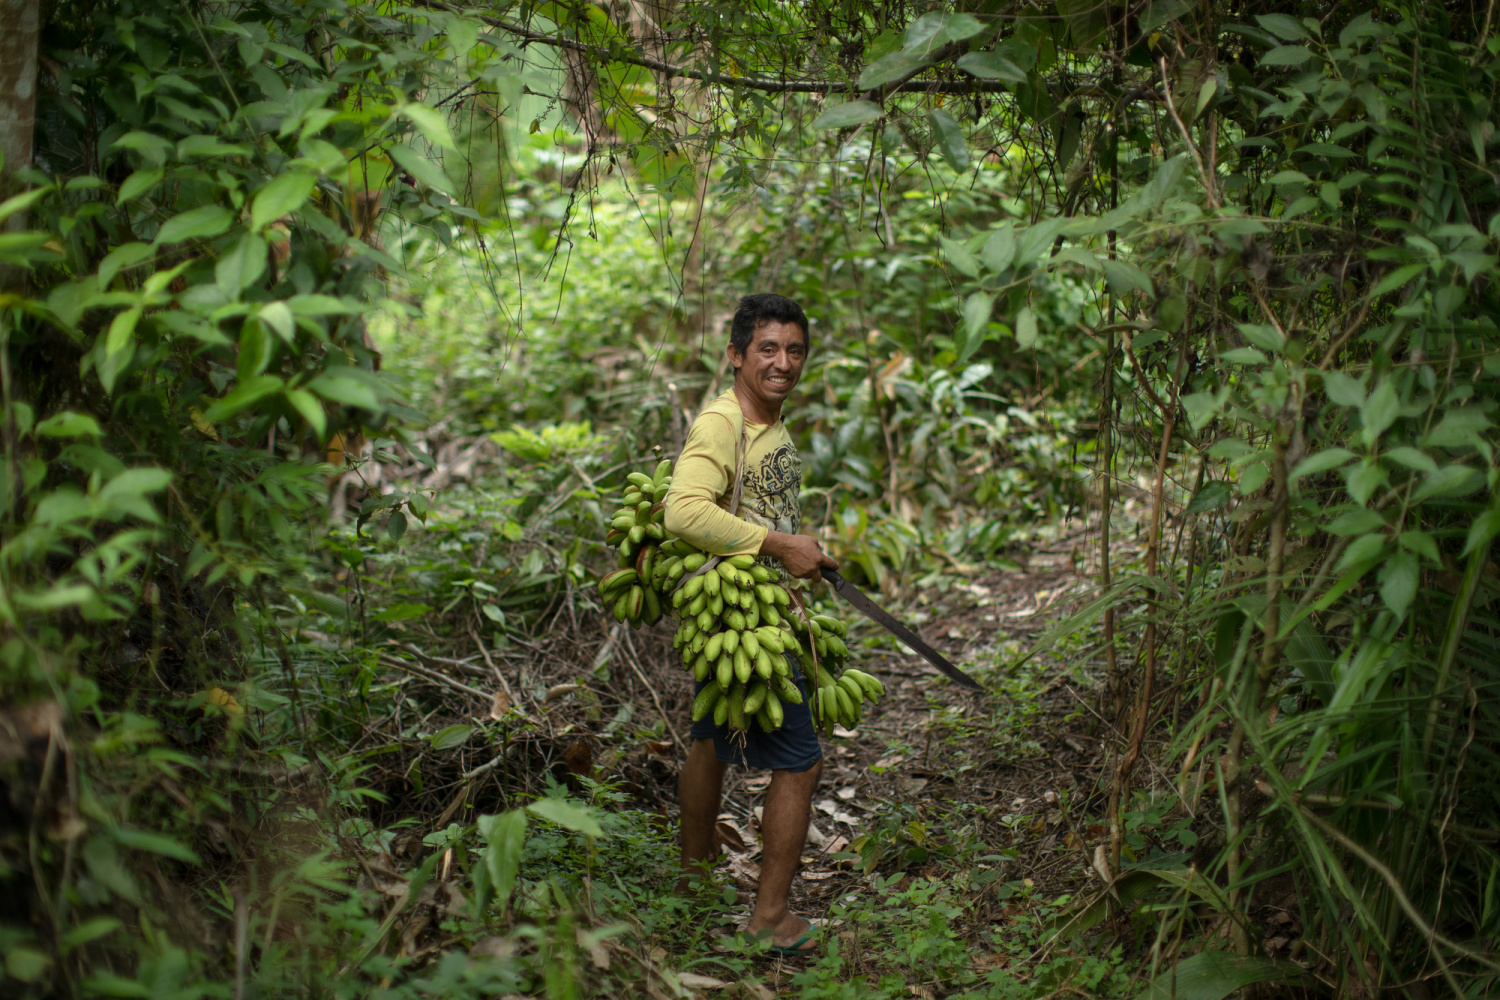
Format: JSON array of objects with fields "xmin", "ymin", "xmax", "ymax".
[{"xmin": 663, "ymin": 292, "xmax": 839, "ymax": 955}]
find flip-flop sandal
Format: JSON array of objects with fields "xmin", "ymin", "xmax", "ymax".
[{"xmin": 755, "ymin": 918, "xmax": 819, "ymax": 956}]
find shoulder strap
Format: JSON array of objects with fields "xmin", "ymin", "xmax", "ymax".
[{"xmin": 726, "ymin": 395, "xmax": 750, "ymax": 517}]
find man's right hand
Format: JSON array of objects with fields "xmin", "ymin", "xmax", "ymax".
[{"xmin": 760, "ymin": 530, "xmax": 839, "ymax": 583}]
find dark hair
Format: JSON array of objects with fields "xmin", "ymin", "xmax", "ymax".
[{"xmin": 729, "ymin": 293, "xmax": 809, "ymax": 355}]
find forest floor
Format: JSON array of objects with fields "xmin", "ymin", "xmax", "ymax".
[
  {"xmin": 672, "ymin": 521, "xmax": 1133, "ymax": 995},
  {"xmin": 348, "ymin": 487, "xmax": 1156, "ymax": 997}
]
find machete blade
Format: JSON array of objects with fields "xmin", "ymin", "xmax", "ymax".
[{"xmin": 822, "ymin": 569, "xmax": 984, "ymax": 692}]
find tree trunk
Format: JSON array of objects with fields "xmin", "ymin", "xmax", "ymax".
[
  {"xmin": 0, "ymin": 0, "xmax": 39, "ymax": 183},
  {"xmin": 0, "ymin": 0, "xmax": 40, "ymax": 271}
]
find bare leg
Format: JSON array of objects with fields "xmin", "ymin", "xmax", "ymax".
[
  {"xmin": 677, "ymin": 738, "xmax": 726, "ymax": 892},
  {"xmin": 745, "ymin": 758, "xmax": 823, "ymax": 948}
]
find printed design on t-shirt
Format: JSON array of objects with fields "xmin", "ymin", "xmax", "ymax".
[{"xmin": 739, "ymin": 442, "xmax": 801, "ymax": 536}]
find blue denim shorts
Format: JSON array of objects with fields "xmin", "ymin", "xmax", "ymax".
[{"xmin": 689, "ymin": 651, "xmax": 822, "ymax": 772}]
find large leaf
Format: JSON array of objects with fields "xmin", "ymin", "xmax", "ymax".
[
  {"xmin": 154, "ymin": 205, "xmax": 234, "ymax": 245},
  {"xmin": 954, "ymin": 50, "xmax": 1027, "ymax": 83},
  {"xmin": 479, "ymin": 810, "xmax": 529, "ymax": 911},
  {"xmin": 959, "ymin": 292, "xmax": 991, "ymax": 363},
  {"xmin": 857, "ymin": 51, "xmax": 931, "ymax": 90},
  {"xmin": 526, "ymin": 798, "xmax": 605, "ymax": 838},
  {"xmin": 902, "ymin": 12, "xmax": 985, "ymax": 56},
  {"xmin": 388, "ymin": 144, "xmax": 457, "ymax": 195},
  {"xmin": 927, "ymin": 108, "xmax": 969, "ymax": 171},
  {"xmin": 400, "ymin": 101, "xmax": 457, "ymax": 151},
  {"xmin": 810, "ymin": 100, "xmax": 883, "ymax": 130},
  {"xmin": 1139, "ymin": 951, "xmax": 1304, "ymax": 1000},
  {"xmin": 251, "ymin": 171, "xmax": 317, "ymax": 231}
]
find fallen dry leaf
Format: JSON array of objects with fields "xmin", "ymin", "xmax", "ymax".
[
  {"xmin": 715, "ymin": 820, "xmax": 749, "ymax": 852},
  {"xmin": 488, "ymin": 690, "xmax": 511, "ymax": 720},
  {"xmin": 676, "ymin": 972, "xmax": 729, "ymax": 989},
  {"xmin": 835, "ymin": 786, "xmax": 857, "ymax": 801},
  {"xmin": 727, "ymin": 855, "xmax": 761, "ymax": 891},
  {"xmin": 544, "ymin": 683, "xmax": 583, "ymax": 703},
  {"xmin": 576, "ymin": 927, "xmax": 610, "ymax": 970},
  {"xmin": 823, "ymin": 834, "xmax": 851, "ymax": 856},
  {"xmin": 564, "ymin": 741, "xmax": 592, "ymax": 777},
  {"xmin": 804, "ymin": 820, "xmax": 828, "ymax": 848},
  {"xmin": 801, "ymin": 870, "xmax": 838, "ymax": 881},
  {"xmin": 645, "ymin": 740, "xmax": 674, "ymax": 756}
]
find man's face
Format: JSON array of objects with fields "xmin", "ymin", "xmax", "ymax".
[{"xmin": 729, "ymin": 320, "xmax": 807, "ymax": 413}]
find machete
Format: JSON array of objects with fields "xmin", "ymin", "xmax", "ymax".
[{"xmin": 821, "ymin": 568, "xmax": 984, "ymax": 691}]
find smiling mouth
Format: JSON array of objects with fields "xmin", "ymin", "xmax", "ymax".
[{"xmin": 766, "ymin": 375, "xmax": 792, "ymax": 388}]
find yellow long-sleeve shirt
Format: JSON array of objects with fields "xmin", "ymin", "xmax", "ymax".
[{"xmin": 663, "ymin": 390, "xmax": 802, "ymax": 562}]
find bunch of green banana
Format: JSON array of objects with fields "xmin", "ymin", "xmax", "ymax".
[
  {"xmin": 598, "ymin": 459, "xmax": 673, "ymax": 627},
  {"xmin": 808, "ymin": 665, "xmax": 884, "ymax": 734},
  {"xmin": 788, "ymin": 610, "xmax": 852, "ymax": 674},
  {"xmin": 664, "ymin": 549, "xmax": 805, "ymax": 733},
  {"xmin": 596, "ymin": 457, "xmax": 883, "ymax": 736}
]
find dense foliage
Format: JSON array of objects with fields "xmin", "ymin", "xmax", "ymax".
[{"xmin": 4, "ymin": 0, "xmax": 1500, "ymax": 996}]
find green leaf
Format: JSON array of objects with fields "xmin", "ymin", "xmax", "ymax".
[
  {"xmin": 857, "ymin": 51, "xmax": 931, "ymax": 90},
  {"xmin": 1267, "ymin": 170, "xmax": 1311, "ymax": 186},
  {"xmin": 60, "ymin": 916, "xmax": 124, "ymax": 953},
  {"xmin": 288, "ymin": 294, "xmax": 360, "ymax": 316},
  {"xmin": 237, "ymin": 320, "xmax": 272, "ymax": 381},
  {"xmin": 810, "ymin": 100, "xmax": 884, "ymax": 131},
  {"xmin": 284, "ymin": 388, "xmax": 327, "ymax": 437},
  {"xmin": 479, "ymin": 809, "xmax": 529, "ymax": 911},
  {"xmin": 1325, "ymin": 508, "xmax": 1385, "ymax": 536},
  {"xmin": 959, "ymin": 292, "xmax": 992, "ymax": 363},
  {"xmin": 1379, "ymin": 551, "xmax": 1419, "ymax": 618},
  {"xmin": 1261, "ymin": 45, "xmax": 1316, "ymax": 66},
  {"xmin": 1398, "ymin": 529, "xmax": 1440, "ymax": 563},
  {"xmin": 155, "ymin": 205, "xmax": 234, "ymax": 245},
  {"xmin": 400, "ymin": 102, "xmax": 458, "ymax": 151},
  {"xmin": 1236, "ymin": 323, "xmax": 1284, "ymax": 353},
  {"xmin": 1322, "ymin": 370, "xmax": 1365, "ymax": 407},
  {"xmin": 1372, "ymin": 262, "xmax": 1426, "ymax": 296},
  {"xmin": 1411, "ymin": 465, "xmax": 1483, "ymax": 503},
  {"xmin": 95, "ymin": 242, "xmax": 153, "ymax": 288},
  {"xmin": 1186, "ymin": 480, "xmax": 1232, "ymax": 513},
  {"xmin": 36, "ymin": 411, "xmax": 103, "ymax": 438},
  {"xmin": 1015, "ymin": 306, "xmax": 1038, "ymax": 349},
  {"xmin": 429, "ymin": 724, "xmax": 473, "ymax": 750},
  {"xmin": 117, "ymin": 167, "xmax": 164, "ymax": 204},
  {"xmin": 388, "ymin": 510, "xmax": 409, "ymax": 541},
  {"xmin": 1141, "ymin": 950, "xmax": 1304, "ymax": 1000},
  {"xmin": 216, "ymin": 234, "xmax": 267, "ymax": 296},
  {"xmin": 202, "ymin": 374, "xmax": 284, "ymax": 422},
  {"xmin": 1359, "ymin": 380, "xmax": 1399, "ymax": 447},
  {"xmin": 1289, "ymin": 447, "xmax": 1355, "ymax": 483},
  {"xmin": 1424, "ymin": 407, "xmax": 1492, "ymax": 450},
  {"xmin": 388, "ymin": 144, "xmax": 457, "ymax": 195},
  {"xmin": 1382, "ymin": 446, "xmax": 1437, "ymax": 473},
  {"xmin": 1255, "ymin": 14, "xmax": 1309, "ymax": 41},
  {"xmin": 251, "ymin": 171, "xmax": 317, "ymax": 231},
  {"xmin": 104, "ymin": 306, "xmax": 143, "ymax": 360},
  {"xmin": 527, "ymin": 798, "xmax": 606, "ymax": 838},
  {"xmin": 1101, "ymin": 259, "xmax": 1153, "ymax": 299},
  {"xmin": 1463, "ymin": 507, "xmax": 1500, "ymax": 556},
  {"xmin": 1219, "ymin": 347, "xmax": 1268, "ymax": 365},
  {"xmin": 114, "ymin": 828, "xmax": 202, "ymax": 866},
  {"xmin": 981, "ymin": 226, "xmax": 1016, "ymax": 272},
  {"xmin": 372, "ymin": 602, "xmax": 433, "ymax": 622},
  {"xmin": 308, "ymin": 369, "xmax": 383, "ymax": 410},
  {"xmin": 259, "ymin": 301, "xmax": 295, "ymax": 343},
  {"xmin": 902, "ymin": 11, "xmax": 985, "ymax": 55},
  {"xmin": 954, "ymin": 51, "xmax": 1027, "ymax": 83},
  {"xmin": 927, "ymin": 108, "xmax": 969, "ymax": 171},
  {"xmin": 939, "ymin": 235, "xmax": 981, "ymax": 277},
  {"xmin": 0, "ymin": 187, "xmax": 50, "ymax": 224},
  {"xmin": 1139, "ymin": 0, "xmax": 1192, "ymax": 32},
  {"xmin": 112, "ymin": 130, "xmax": 175, "ymax": 166}
]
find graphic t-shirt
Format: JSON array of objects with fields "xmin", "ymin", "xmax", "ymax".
[{"xmin": 662, "ymin": 390, "xmax": 801, "ymax": 566}]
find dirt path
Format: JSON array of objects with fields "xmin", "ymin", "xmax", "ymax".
[{"xmin": 677, "ymin": 524, "xmax": 1123, "ymax": 976}]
